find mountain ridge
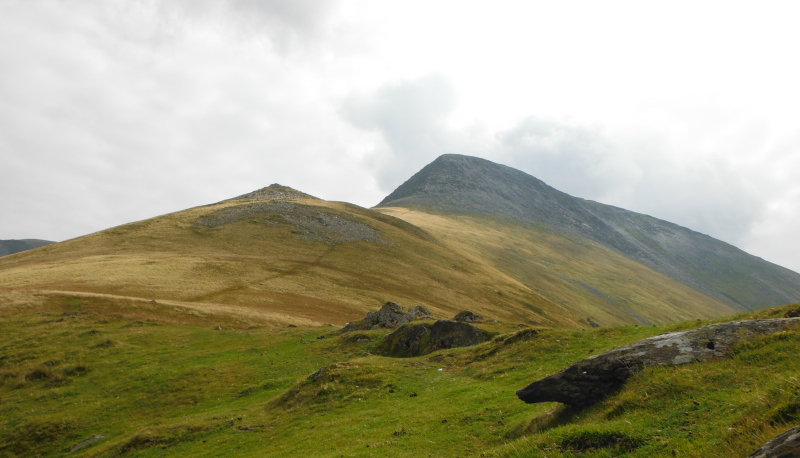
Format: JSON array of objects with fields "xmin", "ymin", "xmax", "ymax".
[{"xmin": 376, "ymin": 154, "xmax": 800, "ymax": 311}]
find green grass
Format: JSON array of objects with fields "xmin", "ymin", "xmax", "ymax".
[{"xmin": 1, "ymin": 304, "xmax": 798, "ymax": 456}]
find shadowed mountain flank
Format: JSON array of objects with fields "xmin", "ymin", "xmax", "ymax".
[
  {"xmin": 377, "ymin": 154, "xmax": 800, "ymax": 311},
  {"xmin": 0, "ymin": 239, "xmax": 54, "ymax": 257}
]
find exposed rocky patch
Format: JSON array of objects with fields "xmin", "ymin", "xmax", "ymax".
[
  {"xmin": 341, "ymin": 302, "xmax": 434, "ymax": 333},
  {"xmin": 749, "ymin": 426, "xmax": 800, "ymax": 458},
  {"xmin": 379, "ymin": 320, "xmax": 493, "ymax": 357},
  {"xmin": 227, "ymin": 183, "xmax": 318, "ymax": 202},
  {"xmin": 453, "ymin": 310, "xmax": 483, "ymax": 322},
  {"xmin": 196, "ymin": 201, "xmax": 390, "ymax": 246},
  {"xmin": 517, "ymin": 318, "xmax": 800, "ymax": 407}
]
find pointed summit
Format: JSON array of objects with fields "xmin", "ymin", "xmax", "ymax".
[
  {"xmin": 229, "ymin": 184, "xmax": 319, "ymax": 202},
  {"xmin": 377, "ymin": 154, "xmax": 590, "ymax": 228},
  {"xmin": 378, "ymin": 154, "xmax": 800, "ymax": 312}
]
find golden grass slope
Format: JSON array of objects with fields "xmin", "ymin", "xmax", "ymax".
[
  {"xmin": 0, "ymin": 187, "xmax": 579, "ymax": 328},
  {"xmin": 377, "ymin": 207, "xmax": 735, "ymax": 326}
]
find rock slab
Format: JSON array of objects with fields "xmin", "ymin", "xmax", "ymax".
[
  {"xmin": 517, "ymin": 318, "xmax": 800, "ymax": 407},
  {"xmin": 341, "ymin": 302, "xmax": 433, "ymax": 333},
  {"xmin": 749, "ymin": 426, "xmax": 800, "ymax": 458},
  {"xmin": 453, "ymin": 310, "xmax": 483, "ymax": 322},
  {"xmin": 380, "ymin": 320, "xmax": 492, "ymax": 357}
]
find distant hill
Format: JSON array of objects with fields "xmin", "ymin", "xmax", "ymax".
[
  {"xmin": 0, "ymin": 185, "xmax": 591, "ymax": 328},
  {"xmin": 0, "ymin": 239, "xmax": 54, "ymax": 257},
  {"xmin": 0, "ymin": 182, "xmax": 735, "ymax": 328},
  {"xmin": 377, "ymin": 154, "xmax": 800, "ymax": 311}
]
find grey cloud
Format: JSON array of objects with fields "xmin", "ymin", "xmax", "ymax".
[
  {"xmin": 498, "ymin": 117, "xmax": 641, "ymax": 201},
  {"xmin": 343, "ymin": 75, "xmax": 457, "ymax": 193},
  {"xmin": 346, "ymin": 86, "xmax": 769, "ymax": 248},
  {"xmin": 0, "ymin": 1, "xmax": 376, "ymax": 241},
  {"xmin": 155, "ymin": 0, "xmax": 342, "ymax": 53},
  {"xmin": 497, "ymin": 117, "xmax": 766, "ymax": 246}
]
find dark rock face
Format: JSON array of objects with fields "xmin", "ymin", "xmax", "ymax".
[
  {"xmin": 380, "ymin": 320, "xmax": 492, "ymax": 357},
  {"xmin": 341, "ymin": 302, "xmax": 434, "ymax": 333},
  {"xmin": 517, "ymin": 318, "xmax": 800, "ymax": 407},
  {"xmin": 376, "ymin": 154, "xmax": 800, "ymax": 312},
  {"xmin": 749, "ymin": 426, "xmax": 800, "ymax": 458},
  {"xmin": 453, "ymin": 310, "xmax": 483, "ymax": 322}
]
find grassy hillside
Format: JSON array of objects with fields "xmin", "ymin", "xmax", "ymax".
[
  {"xmin": 377, "ymin": 207, "xmax": 733, "ymax": 326},
  {"xmin": 0, "ymin": 186, "xmax": 582, "ymax": 328},
  {"xmin": 1, "ymin": 295, "xmax": 798, "ymax": 457},
  {"xmin": 0, "ymin": 184, "xmax": 734, "ymax": 330}
]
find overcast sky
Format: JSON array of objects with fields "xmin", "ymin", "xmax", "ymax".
[{"xmin": 2, "ymin": 1, "xmax": 799, "ymax": 272}]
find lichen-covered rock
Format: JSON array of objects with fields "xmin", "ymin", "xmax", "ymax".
[
  {"xmin": 379, "ymin": 320, "xmax": 492, "ymax": 357},
  {"xmin": 501, "ymin": 328, "xmax": 539, "ymax": 346},
  {"xmin": 453, "ymin": 310, "xmax": 483, "ymax": 322},
  {"xmin": 749, "ymin": 426, "xmax": 800, "ymax": 458},
  {"xmin": 517, "ymin": 318, "xmax": 800, "ymax": 407},
  {"xmin": 341, "ymin": 302, "xmax": 434, "ymax": 333}
]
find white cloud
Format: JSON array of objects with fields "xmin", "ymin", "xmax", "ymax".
[{"xmin": 1, "ymin": 0, "xmax": 798, "ymax": 274}]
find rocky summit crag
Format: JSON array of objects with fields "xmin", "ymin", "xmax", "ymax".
[{"xmin": 377, "ymin": 154, "xmax": 800, "ymax": 311}]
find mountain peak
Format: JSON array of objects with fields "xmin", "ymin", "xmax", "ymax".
[
  {"xmin": 376, "ymin": 154, "xmax": 800, "ymax": 312},
  {"xmin": 229, "ymin": 184, "xmax": 319, "ymax": 202},
  {"xmin": 376, "ymin": 154, "xmax": 570, "ymax": 224}
]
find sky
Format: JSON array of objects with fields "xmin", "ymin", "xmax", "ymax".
[{"xmin": 1, "ymin": 1, "xmax": 799, "ymax": 272}]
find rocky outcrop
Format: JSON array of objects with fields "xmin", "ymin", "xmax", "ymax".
[
  {"xmin": 341, "ymin": 302, "xmax": 434, "ymax": 333},
  {"xmin": 453, "ymin": 310, "xmax": 483, "ymax": 322},
  {"xmin": 517, "ymin": 318, "xmax": 800, "ymax": 407},
  {"xmin": 749, "ymin": 426, "xmax": 800, "ymax": 458},
  {"xmin": 379, "ymin": 320, "xmax": 492, "ymax": 357}
]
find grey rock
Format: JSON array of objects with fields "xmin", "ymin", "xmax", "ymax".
[
  {"xmin": 517, "ymin": 318, "xmax": 800, "ymax": 407},
  {"xmin": 341, "ymin": 302, "xmax": 434, "ymax": 333},
  {"xmin": 196, "ymin": 196, "xmax": 391, "ymax": 246},
  {"xmin": 750, "ymin": 426, "xmax": 800, "ymax": 458},
  {"xmin": 501, "ymin": 328, "xmax": 539, "ymax": 346},
  {"xmin": 69, "ymin": 434, "xmax": 104, "ymax": 453},
  {"xmin": 453, "ymin": 310, "xmax": 483, "ymax": 322},
  {"xmin": 380, "ymin": 320, "xmax": 492, "ymax": 357}
]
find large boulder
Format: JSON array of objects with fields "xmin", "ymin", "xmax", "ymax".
[
  {"xmin": 517, "ymin": 318, "xmax": 800, "ymax": 407},
  {"xmin": 749, "ymin": 426, "xmax": 800, "ymax": 458},
  {"xmin": 379, "ymin": 320, "xmax": 493, "ymax": 357},
  {"xmin": 341, "ymin": 302, "xmax": 433, "ymax": 333}
]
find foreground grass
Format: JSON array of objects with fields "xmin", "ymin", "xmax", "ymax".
[{"xmin": 1, "ymin": 303, "xmax": 798, "ymax": 457}]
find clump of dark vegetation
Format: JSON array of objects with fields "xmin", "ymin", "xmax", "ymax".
[
  {"xmin": 120, "ymin": 425, "xmax": 211, "ymax": 454},
  {"xmin": 557, "ymin": 429, "xmax": 646, "ymax": 453},
  {"xmin": 0, "ymin": 418, "xmax": 81, "ymax": 456}
]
